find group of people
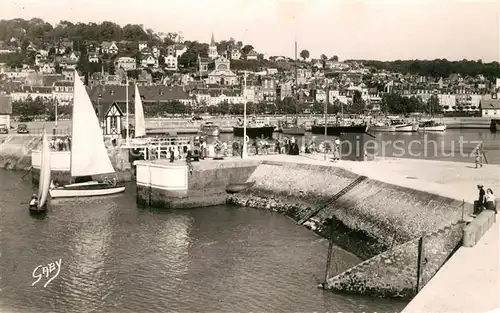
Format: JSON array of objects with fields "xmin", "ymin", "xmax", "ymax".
[
  {"xmin": 476, "ymin": 184, "xmax": 497, "ymax": 215},
  {"xmin": 49, "ymin": 136, "xmax": 71, "ymax": 152},
  {"xmin": 273, "ymin": 137, "xmax": 300, "ymax": 155}
]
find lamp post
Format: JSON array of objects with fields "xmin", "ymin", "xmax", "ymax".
[
  {"xmin": 54, "ymin": 98, "xmax": 58, "ymax": 131},
  {"xmin": 324, "ymin": 100, "xmax": 327, "ymax": 161},
  {"xmin": 242, "ymin": 71, "xmax": 248, "ymax": 158},
  {"xmin": 119, "ymin": 66, "xmax": 130, "ymax": 145},
  {"xmin": 97, "ymin": 93, "xmax": 102, "ymax": 131}
]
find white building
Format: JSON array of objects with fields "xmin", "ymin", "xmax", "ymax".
[
  {"xmin": 114, "ymin": 57, "xmax": 136, "ymax": 71},
  {"xmin": 10, "ymin": 86, "xmax": 53, "ymax": 101},
  {"xmin": 438, "ymin": 94, "xmax": 457, "ymax": 111},
  {"xmin": 138, "ymin": 41, "xmax": 148, "ymax": 51},
  {"xmin": 52, "ymin": 81, "xmax": 74, "ymax": 105},
  {"xmin": 231, "ymin": 49, "xmax": 241, "ymax": 60},
  {"xmin": 164, "ymin": 55, "xmax": 178, "ymax": 71},
  {"xmin": 481, "ymin": 93, "xmax": 500, "ymax": 116},
  {"xmin": 0, "ymin": 94, "xmax": 12, "ymax": 129},
  {"xmin": 140, "ymin": 55, "xmax": 158, "ymax": 68}
]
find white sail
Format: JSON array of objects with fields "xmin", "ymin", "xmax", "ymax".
[
  {"xmin": 134, "ymin": 84, "xmax": 146, "ymax": 137},
  {"xmin": 70, "ymin": 71, "xmax": 115, "ymax": 177},
  {"xmin": 38, "ymin": 129, "xmax": 51, "ymax": 208}
]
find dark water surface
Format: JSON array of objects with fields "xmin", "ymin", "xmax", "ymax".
[
  {"xmin": 0, "ymin": 171, "xmax": 407, "ymax": 313},
  {"xmin": 218, "ymin": 129, "xmax": 500, "ymax": 164}
]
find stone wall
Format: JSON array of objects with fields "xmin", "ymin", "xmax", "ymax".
[
  {"xmin": 30, "ymin": 146, "xmax": 132, "ymax": 185},
  {"xmin": 326, "ymin": 221, "xmax": 465, "ymax": 299},
  {"xmin": 229, "ymin": 161, "xmax": 465, "ymax": 259}
]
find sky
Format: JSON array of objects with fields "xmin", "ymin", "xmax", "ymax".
[{"xmin": 1, "ymin": 0, "xmax": 499, "ymax": 62}]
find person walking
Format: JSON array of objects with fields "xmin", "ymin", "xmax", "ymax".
[
  {"xmin": 474, "ymin": 145, "xmax": 484, "ymax": 168},
  {"xmin": 485, "ymin": 188, "xmax": 497, "ymax": 214}
]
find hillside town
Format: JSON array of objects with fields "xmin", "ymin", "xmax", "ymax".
[{"xmin": 0, "ymin": 18, "xmax": 500, "ymax": 122}]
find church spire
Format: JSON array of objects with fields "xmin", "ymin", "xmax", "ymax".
[{"xmin": 210, "ymin": 32, "xmax": 216, "ymax": 46}]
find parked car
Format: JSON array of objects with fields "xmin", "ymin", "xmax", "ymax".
[
  {"xmin": 0, "ymin": 124, "xmax": 8, "ymax": 134},
  {"xmin": 17, "ymin": 124, "xmax": 29, "ymax": 134}
]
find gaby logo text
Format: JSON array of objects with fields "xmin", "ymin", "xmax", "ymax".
[{"xmin": 32, "ymin": 259, "xmax": 62, "ymax": 288}]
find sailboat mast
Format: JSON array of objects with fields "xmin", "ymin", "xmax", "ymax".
[
  {"xmin": 125, "ymin": 74, "xmax": 129, "ymax": 144},
  {"xmin": 295, "ymin": 39, "xmax": 298, "ymax": 116}
]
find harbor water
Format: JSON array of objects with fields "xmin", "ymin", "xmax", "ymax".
[
  {"xmin": 218, "ymin": 129, "xmax": 500, "ymax": 164},
  {"xmin": 0, "ymin": 170, "xmax": 407, "ymax": 313}
]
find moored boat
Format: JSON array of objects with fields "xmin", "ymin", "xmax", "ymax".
[
  {"xmin": 49, "ymin": 71, "xmax": 125, "ymax": 199},
  {"xmin": 391, "ymin": 119, "xmax": 418, "ymax": 132},
  {"xmin": 200, "ymin": 121, "xmax": 220, "ymax": 137},
  {"xmin": 419, "ymin": 120, "xmax": 447, "ymax": 131},
  {"xmin": 30, "ymin": 129, "xmax": 50, "ymax": 214},
  {"xmin": 311, "ymin": 124, "xmax": 368, "ymax": 136},
  {"xmin": 233, "ymin": 117, "xmax": 275, "ymax": 139},
  {"xmin": 370, "ymin": 121, "xmax": 396, "ymax": 132}
]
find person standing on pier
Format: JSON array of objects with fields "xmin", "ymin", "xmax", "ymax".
[
  {"xmin": 475, "ymin": 184, "xmax": 486, "ymax": 215},
  {"xmin": 485, "ymin": 189, "xmax": 497, "ymax": 214},
  {"xmin": 232, "ymin": 140, "xmax": 239, "ymax": 157}
]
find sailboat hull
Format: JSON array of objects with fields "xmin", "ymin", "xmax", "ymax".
[
  {"xmin": 29, "ymin": 204, "xmax": 47, "ymax": 214},
  {"xmin": 419, "ymin": 125, "xmax": 447, "ymax": 131},
  {"xmin": 49, "ymin": 182, "xmax": 125, "ymax": 198}
]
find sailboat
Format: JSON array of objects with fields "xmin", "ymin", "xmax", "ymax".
[
  {"xmin": 29, "ymin": 129, "xmax": 50, "ymax": 214},
  {"xmin": 49, "ymin": 71, "xmax": 125, "ymax": 198},
  {"xmin": 134, "ymin": 84, "xmax": 146, "ymax": 138}
]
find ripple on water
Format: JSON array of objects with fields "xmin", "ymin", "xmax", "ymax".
[{"xmin": 0, "ymin": 171, "xmax": 408, "ymax": 313}]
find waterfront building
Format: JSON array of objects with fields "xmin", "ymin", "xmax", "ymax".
[
  {"xmin": 88, "ymin": 85, "xmax": 195, "ymax": 107},
  {"xmin": 481, "ymin": 93, "xmax": 500, "ymax": 116},
  {"xmin": 437, "ymin": 93, "xmax": 457, "ymax": 111},
  {"xmin": 0, "ymin": 94, "xmax": 12, "ymax": 128},
  {"xmin": 52, "ymin": 81, "xmax": 74, "ymax": 105},
  {"xmin": 10, "ymin": 85, "xmax": 53, "ymax": 102}
]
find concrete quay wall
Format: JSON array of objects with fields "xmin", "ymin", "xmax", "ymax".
[
  {"xmin": 226, "ymin": 160, "xmax": 469, "ymax": 298},
  {"xmin": 228, "ymin": 161, "xmax": 466, "ymax": 257},
  {"xmin": 136, "ymin": 159, "xmax": 260, "ymax": 209},
  {"xmin": 0, "ymin": 135, "xmax": 132, "ymax": 183}
]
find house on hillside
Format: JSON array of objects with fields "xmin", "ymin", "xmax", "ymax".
[
  {"xmin": 0, "ymin": 94, "xmax": 12, "ymax": 129},
  {"xmin": 101, "ymin": 41, "xmax": 119, "ymax": 54},
  {"xmin": 164, "ymin": 55, "xmax": 178, "ymax": 71},
  {"xmin": 88, "ymin": 53, "xmax": 99, "ymax": 63},
  {"xmin": 245, "ymin": 50, "xmax": 259, "ymax": 60},
  {"xmin": 230, "ymin": 49, "xmax": 242, "ymax": 60},
  {"xmin": 138, "ymin": 41, "xmax": 148, "ymax": 51},
  {"xmin": 115, "ymin": 57, "xmax": 136, "ymax": 71},
  {"xmin": 140, "ymin": 54, "xmax": 158, "ymax": 68}
]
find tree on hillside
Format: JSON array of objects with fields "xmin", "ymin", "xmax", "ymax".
[
  {"xmin": 329, "ymin": 55, "xmax": 339, "ymax": 62},
  {"xmin": 320, "ymin": 54, "xmax": 328, "ymax": 60},
  {"xmin": 299, "ymin": 49, "xmax": 310, "ymax": 60},
  {"xmin": 349, "ymin": 90, "xmax": 365, "ymax": 114},
  {"xmin": 241, "ymin": 45, "xmax": 254, "ymax": 55}
]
